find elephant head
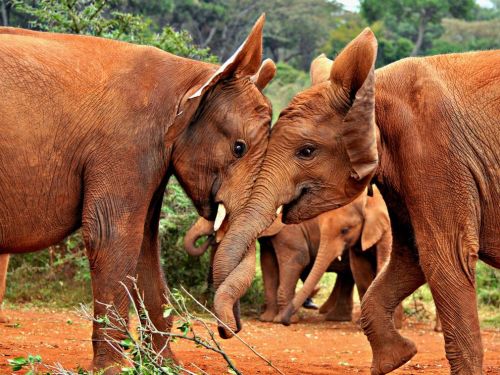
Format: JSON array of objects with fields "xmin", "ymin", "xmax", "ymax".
[
  {"xmin": 167, "ymin": 15, "xmax": 276, "ymax": 336},
  {"xmin": 281, "ymin": 185, "xmax": 390, "ymax": 324},
  {"xmin": 212, "ymin": 29, "xmax": 378, "ymax": 337}
]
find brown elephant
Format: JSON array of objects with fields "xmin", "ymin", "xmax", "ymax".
[
  {"xmin": 0, "ymin": 16, "xmax": 275, "ymax": 371},
  {"xmin": 185, "ymin": 215, "xmax": 356, "ymax": 324},
  {"xmin": 280, "ymin": 186, "xmax": 403, "ymax": 328},
  {"xmin": 214, "ymin": 28, "xmax": 499, "ymax": 374}
]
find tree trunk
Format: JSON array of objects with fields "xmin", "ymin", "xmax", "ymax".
[
  {"xmin": 1, "ymin": 0, "xmax": 8, "ymax": 26},
  {"xmin": 411, "ymin": 12, "xmax": 426, "ymax": 56}
]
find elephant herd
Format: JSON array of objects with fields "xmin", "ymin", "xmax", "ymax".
[{"xmin": 0, "ymin": 13, "xmax": 498, "ymax": 375}]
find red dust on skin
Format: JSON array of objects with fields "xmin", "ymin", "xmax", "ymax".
[{"xmin": 0, "ymin": 308, "xmax": 498, "ymax": 374}]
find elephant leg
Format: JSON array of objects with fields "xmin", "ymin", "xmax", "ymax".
[
  {"xmin": 349, "ymin": 247, "xmax": 376, "ymax": 302},
  {"xmin": 82, "ymin": 188, "xmax": 148, "ymax": 373},
  {"xmin": 259, "ymin": 238, "xmax": 279, "ymax": 322},
  {"xmin": 274, "ymin": 260, "xmax": 303, "ymax": 324},
  {"xmin": 0, "ymin": 254, "xmax": 9, "ymax": 323},
  {"xmin": 132, "ymin": 189, "xmax": 175, "ymax": 361},
  {"xmin": 324, "ymin": 271, "xmax": 355, "ymax": 321},
  {"xmin": 417, "ymin": 229, "xmax": 483, "ymax": 374},
  {"xmin": 361, "ymin": 238, "xmax": 425, "ymax": 375}
]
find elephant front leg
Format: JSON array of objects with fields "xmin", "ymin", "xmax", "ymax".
[
  {"xmin": 82, "ymin": 192, "xmax": 149, "ymax": 373},
  {"xmin": 259, "ymin": 239, "xmax": 279, "ymax": 322},
  {"xmin": 274, "ymin": 266, "xmax": 302, "ymax": 324},
  {"xmin": 361, "ymin": 239, "xmax": 425, "ymax": 375},
  {"xmin": 324, "ymin": 271, "xmax": 354, "ymax": 322}
]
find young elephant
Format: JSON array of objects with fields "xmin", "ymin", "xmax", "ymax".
[
  {"xmin": 215, "ymin": 28, "xmax": 499, "ymax": 374},
  {"xmin": 0, "ymin": 16, "xmax": 275, "ymax": 371},
  {"xmin": 281, "ymin": 186, "xmax": 403, "ymax": 327}
]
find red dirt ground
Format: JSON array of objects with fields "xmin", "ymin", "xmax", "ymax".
[{"xmin": 0, "ymin": 308, "xmax": 498, "ymax": 374}]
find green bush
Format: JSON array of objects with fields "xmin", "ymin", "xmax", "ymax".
[{"xmin": 264, "ymin": 62, "xmax": 310, "ymax": 123}]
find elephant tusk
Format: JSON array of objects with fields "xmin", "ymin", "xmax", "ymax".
[
  {"xmin": 214, "ymin": 203, "xmax": 227, "ymax": 232},
  {"xmin": 337, "ymin": 255, "xmax": 342, "ymax": 261},
  {"xmin": 276, "ymin": 205, "xmax": 283, "ymax": 215}
]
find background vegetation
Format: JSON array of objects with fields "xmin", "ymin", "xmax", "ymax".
[{"xmin": 1, "ymin": 0, "xmax": 498, "ymax": 328}]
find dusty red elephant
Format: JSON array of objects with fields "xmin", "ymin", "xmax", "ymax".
[
  {"xmin": 0, "ymin": 16, "xmax": 276, "ymax": 371},
  {"xmin": 213, "ymin": 29, "xmax": 499, "ymax": 374}
]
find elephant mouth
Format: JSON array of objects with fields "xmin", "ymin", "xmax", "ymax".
[{"xmin": 282, "ymin": 185, "xmax": 311, "ymax": 224}]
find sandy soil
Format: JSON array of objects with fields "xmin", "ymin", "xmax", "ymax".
[{"xmin": 0, "ymin": 308, "xmax": 498, "ymax": 374}]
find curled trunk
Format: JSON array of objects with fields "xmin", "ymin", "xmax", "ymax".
[
  {"xmin": 212, "ymin": 159, "xmax": 293, "ymax": 337},
  {"xmin": 184, "ymin": 217, "xmax": 214, "ymax": 257}
]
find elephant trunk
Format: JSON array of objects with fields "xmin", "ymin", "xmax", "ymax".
[
  {"xmin": 213, "ymin": 157, "xmax": 294, "ymax": 338},
  {"xmin": 184, "ymin": 217, "xmax": 214, "ymax": 257},
  {"xmin": 282, "ymin": 237, "xmax": 346, "ymax": 325}
]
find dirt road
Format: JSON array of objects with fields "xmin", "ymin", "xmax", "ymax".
[{"xmin": 0, "ymin": 308, "xmax": 498, "ymax": 374}]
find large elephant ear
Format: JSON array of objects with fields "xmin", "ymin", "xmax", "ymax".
[
  {"xmin": 310, "ymin": 53, "xmax": 333, "ymax": 85},
  {"xmin": 188, "ymin": 14, "xmax": 265, "ymax": 100},
  {"xmin": 361, "ymin": 185, "xmax": 390, "ymax": 251},
  {"xmin": 330, "ymin": 28, "xmax": 378, "ymax": 181}
]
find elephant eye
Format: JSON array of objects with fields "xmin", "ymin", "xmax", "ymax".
[
  {"xmin": 297, "ymin": 145, "xmax": 316, "ymax": 159},
  {"xmin": 341, "ymin": 227, "xmax": 350, "ymax": 235},
  {"xmin": 233, "ymin": 140, "xmax": 247, "ymax": 158}
]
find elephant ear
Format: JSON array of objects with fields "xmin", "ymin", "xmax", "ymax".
[
  {"xmin": 330, "ymin": 28, "xmax": 378, "ymax": 181},
  {"xmin": 361, "ymin": 185, "xmax": 390, "ymax": 251},
  {"xmin": 310, "ymin": 53, "xmax": 333, "ymax": 85},
  {"xmin": 251, "ymin": 58, "xmax": 277, "ymax": 91},
  {"xmin": 188, "ymin": 14, "xmax": 265, "ymax": 100}
]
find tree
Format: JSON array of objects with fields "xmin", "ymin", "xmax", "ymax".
[{"xmin": 360, "ymin": 0, "xmax": 475, "ymax": 56}]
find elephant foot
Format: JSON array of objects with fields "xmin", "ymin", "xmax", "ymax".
[
  {"xmin": 370, "ymin": 335, "xmax": 417, "ymax": 375},
  {"xmin": 260, "ymin": 309, "xmax": 278, "ymax": 322},
  {"xmin": 324, "ymin": 309, "xmax": 352, "ymax": 322},
  {"xmin": 275, "ymin": 311, "xmax": 299, "ymax": 325}
]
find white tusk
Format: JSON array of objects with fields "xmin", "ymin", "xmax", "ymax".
[
  {"xmin": 337, "ymin": 255, "xmax": 342, "ymax": 261},
  {"xmin": 213, "ymin": 203, "xmax": 226, "ymax": 232},
  {"xmin": 276, "ymin": 205, "xmax": 283, "ymax": 215}
]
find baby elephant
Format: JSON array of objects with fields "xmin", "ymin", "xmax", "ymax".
[{"xmin": 280, "ymin": 185, "xmax": 403, "ymax": 327}]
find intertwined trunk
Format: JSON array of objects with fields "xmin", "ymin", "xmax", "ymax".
[{"xmin": 212, "ymin": 151, "xmax": 293, "ymax": 337}]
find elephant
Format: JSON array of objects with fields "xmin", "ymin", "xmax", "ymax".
[
  {"xmin": 0, "ymin": 15, "xmax": 276, "ymax": 371},
  {"xmin": 280, "ymin": 185, "xmax": 403, "ymax": 328},
  {"xmin": 214, "ymin": 28, "xmax": 499, "ymax": 374}
]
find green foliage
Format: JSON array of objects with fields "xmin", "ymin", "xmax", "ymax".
[
  {"xmin": 12, "ymin": 0, "xmax": 216, "ymax": 61},
  {"xmin": 476, "ymin": 261, "xmax": 500, "ymax": 308},
  {"xmin": 159, "ymin": 179, "xmax": 210, "ymax": 297},
  {"xmin": 8, "ymin": 354, "xmax": 43, "ymax": 374},
  {"xmin": 264, "ymin": 62, "xmax": 310, "ymax": 123}
]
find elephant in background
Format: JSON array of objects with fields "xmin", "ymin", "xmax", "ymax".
[
  {"xmin": 280, "ymin": 185, "xmax": 402, "ymax": 327},
  {"xmin": 214, "ymin": 28, "xmax": 498, "ymax": 374},
  {"xmin": 0, "ymin": 15, "xmax": 275, "ymax": 370}
]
